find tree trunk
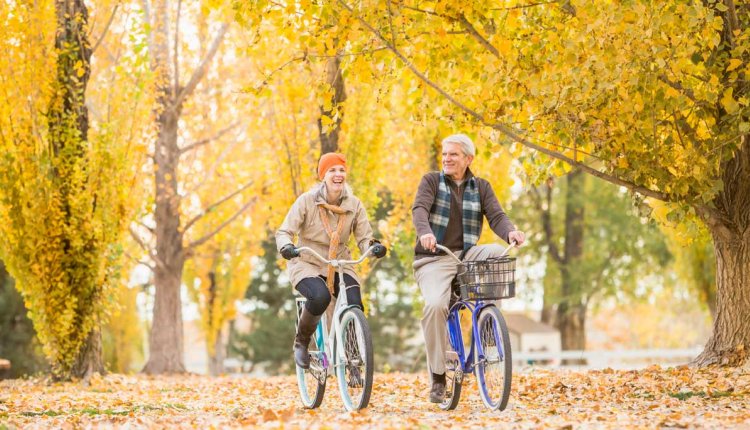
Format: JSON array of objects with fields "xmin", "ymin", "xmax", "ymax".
[
  {"xmin": 143, "ymin": 101, "xmax": 187, "ymax": 374},
  {"xmin": 693, "ymin": 136, "xmax": 750, "ymax": 367},
  {"xmin": 540, "ymin": 300, "xmax": 556, "ymax": 327},
  {"xmin": 557, "ymin": 302, "xmax": 587, "ymax": 365},
  {"xmin": 318, "ymin": 55, "xmax": 346, "ymax": 154},
  {"xmin": 70, "ymin": 327, "xmax": 104, "ymax": 383},
  {"xmin": 695, "ymin": 237, "xmax": 750, "ymax": 366},
  {"xmin": 140, "ymin": 3, "xmax": 229, "ymax": 374},
  {"xmin": 694, "ymin": 138, "xmax": 750, "ymax": 366},
  {"xmin": 208, "ymin": 326, "xmax": 225, "ymax": 376},
  {"xmin": 557, "ymin": 170, "xmax": 587, "ymax": 365},
  {"xmin": 50, "ymin": 0, "xmax": 104, "ymax": 379}
]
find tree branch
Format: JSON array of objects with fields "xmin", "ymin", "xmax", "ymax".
[
  {"xmin": 129, "ymin": 225, "xmax": 166, "ymax": 270},
  {"xmin": 458, "ymin": 14, "xmax": 500, "ymax": 59},
  {"xmin": 178, "ymin": 120, "xmax": 241, "ymax": 155},
  {"xmin": 135, "ymin": 219, "xmax": 155, "ymax": 235},
  {"xmin": 658, "ymin": 74, "xmax": 699, "ymax": 104},
  {"xmin": 186, "ymin": 198, "xmax": 257, "ymax": 251},
  {"xmin": 123, "ymin": 250, "xmax": 155, "ymax": 272},
  {"xmin": 174, "ymin": 0, "xmax": 182, "ymax": 97},
  {"xmin": 175, "ymin": 22, "xmax": 230, "ymax": 107},
  {"xmin": 490, "ymin": 1, "xmax": 560, "ymax": 10},
  {"xmin": 91, "ymin": 3, "xmax": 119, "ymax": 54},
  {"xmin": 530, "ymin": 183, "xmax": 563, "ymax": 264},
  {"xmin": 182, "ymin": 179, "xmax": 255, "ymax": 234},
  {"xmin": 339, "ymin": 0, "xmax": 672, "ymax": 203},
  {"xmin": 723, "ymin": 0, "xmax": 740, "ymax": 48}
]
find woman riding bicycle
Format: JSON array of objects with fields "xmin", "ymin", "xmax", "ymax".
[
  {"xmin": 411, "ymin": 134, "xmax": 525, "ymax": 403},
  {"xmin": 276, "ymin": 152, "xmax": 386, "ymax": 369}
]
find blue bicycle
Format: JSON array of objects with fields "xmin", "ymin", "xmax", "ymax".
[{"xmin": 435, "ymin": 243, "xmax": 516, "ymax": 411}]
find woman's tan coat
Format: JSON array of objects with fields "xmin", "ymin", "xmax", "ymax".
[{"xmin": 276, "ymin": 183, "xmax": 375, "ymax": 287}]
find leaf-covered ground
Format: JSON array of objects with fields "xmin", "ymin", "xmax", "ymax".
[{"xmin": 1, "ymin": 366, "xmax": 749, "ymax": 429}]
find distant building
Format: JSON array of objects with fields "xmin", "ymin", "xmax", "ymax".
[{"xmin": 504, "ymin": 313, "xmax": 561, "ymax": 365}]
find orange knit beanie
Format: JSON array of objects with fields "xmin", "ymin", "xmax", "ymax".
[{"xmin": 318, "ymin": 153, "xmax": 347, "ymax": 180}]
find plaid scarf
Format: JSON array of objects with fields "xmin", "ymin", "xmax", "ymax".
[{"xmin": 428, "ymin": 172, "xmax": 482, "ymax": 251}]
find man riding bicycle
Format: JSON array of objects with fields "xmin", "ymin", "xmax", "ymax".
[{"xmin": 411, "ymin": 134, "xmax": 525, "ymax": 403}]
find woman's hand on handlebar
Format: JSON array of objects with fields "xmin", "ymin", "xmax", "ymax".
[
  {"xmin": 369, "ymin": 239, "xmax": 387, "ymax": 258},
  {"xmin": 372, "ymin": 243, "xmax": 387, "ymax": 258},
  {"xmin": 279, "ymin": 243, "xmax": 299, "ymax": 260}
]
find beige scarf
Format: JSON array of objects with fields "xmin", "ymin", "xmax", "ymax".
[{"xmin": 317, "ymin": 203, "xmax": 348, "ymax": 295}]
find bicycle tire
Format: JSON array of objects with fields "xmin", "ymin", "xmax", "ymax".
[
  {"xmin": 475, "ymin": 306, "xmax": 512, "ymax": 411},
  {"xmin": 295, "ymin": 321, "xmax": 326, "ymax": 409},
  {"xmin": 440, "ymin": 310, "xmax": 463, "ymax": 411},
  {"xmin": 336, "ymin": 308, "xmax": 374, "ymax": 411}
]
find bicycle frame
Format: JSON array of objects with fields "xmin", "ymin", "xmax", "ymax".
[
  {"xmin": 437, "ymin": 244, "xmax": 514, "ymax": 379},
  {"xmin": 447, "ymin": 298, "xmax": 505, "ymax": 379},
  {"xmin": 296, "ymin": 246, "xmax": 375, "ymax": 377}
]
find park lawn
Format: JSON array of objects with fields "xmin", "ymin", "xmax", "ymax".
[{"xmin": 1, "ymin": 366, "xmax": 749, "ymax": 429}]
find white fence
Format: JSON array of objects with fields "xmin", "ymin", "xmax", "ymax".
[{"xmin": 514, "ymin": 347, "xmax": 704, "ymax": 369}]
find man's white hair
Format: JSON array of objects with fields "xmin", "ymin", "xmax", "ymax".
[{"xmin": 441, "ymin": 134, "xmax": 476, "ymax": 157}]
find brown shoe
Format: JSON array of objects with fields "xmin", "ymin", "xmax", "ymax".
[{"xmin": 429, "ymin": 372, "xmax": 446, "ymax": 403}]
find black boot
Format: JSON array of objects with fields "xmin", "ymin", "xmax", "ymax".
[
  {"xmin": 429, "ymin": 372, "xmax": 446, "ymax": 403},
  {"xmin": 294, "ymin": 308, "xmax": 321, "ymax": 369}
]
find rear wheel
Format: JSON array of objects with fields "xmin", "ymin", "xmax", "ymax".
[
  {"xmin": 475, "ymin": 306, "xmax": 512, "ymax": 410},
  {"xmin": 336, "ymin": 308, "xmax": 373, "ymax": 411},
  {"xmin": 439, "ymin": 310, "xmax": 463, "ymax": 411},
  {"xmin": 295, "ymin": 319, "xmax": 326, "ymax": 408},
  {"xmin": 439, "ymin": 349, "xmax": 462, "ymax": 410}
]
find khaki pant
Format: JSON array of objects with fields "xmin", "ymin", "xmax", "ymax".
[{"xmin": 414, "ymin": 244, "xmax": 508, "ymax": 375}]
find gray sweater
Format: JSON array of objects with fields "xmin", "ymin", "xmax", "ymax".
[{"xmin": 411, "ymin": 169, "xmax": 516, "ymax": 259}]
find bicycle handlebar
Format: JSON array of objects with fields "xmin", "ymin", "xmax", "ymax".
[
  {"xmin": 435, "ymin": 242, "xmax": 517, "ymax": 264},
  {"xmin": 295, "ymin": 245, "xmax": 376, "ymax": 267}
]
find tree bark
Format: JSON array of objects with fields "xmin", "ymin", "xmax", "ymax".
[
  {"xmin": 70, "ymin": 327, "xmax": 105, "ymax": 383},
  {"xmin": 208, "ymin": 325, "xmax": 225, "ymax": 376},
  {"xmin": 142, "ymin": 100, "xmax": 187, "ymax": 374},
  {"xmin": 694, "ymin": 138, "xmax": 750, "ymax": 366},
  {"xmin": 540, "ymin": 299, "xmax": 557, "ymax": 327},
  {"xmin": 318, "ymin": 55, "xmax": 346, "ymax": 154},
  {"xmin": 557, "ymin": 302, "xmax": 587, "ymax": 361}
]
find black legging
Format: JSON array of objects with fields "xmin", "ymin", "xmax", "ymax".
[{"xmin": 296, "ymin": 274, "xmax": 362, "ymax": 316}]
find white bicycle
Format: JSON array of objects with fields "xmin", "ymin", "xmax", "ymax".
[{"xmin": 293, "ymin": 245, "xmax": 378, "ymax": 411}]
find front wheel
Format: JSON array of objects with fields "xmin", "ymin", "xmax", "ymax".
[
  {"xmin": 336, "ymin": 308, "xmax": 374, "ymax": 411},
  {"xmin": 475, "ymin": 306, "xmax": 512, "ymax": 411}
]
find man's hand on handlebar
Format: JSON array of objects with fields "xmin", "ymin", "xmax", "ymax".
[
  {"xmin": 279, "ymin": 243, "xmax": 299, "ymax": 260},
  {"xmin": 419, "ymin": 233, "xmax": 437, "ymax": 252},
  {"xmin": 508, "ymin": 230, "xmax": 525, "ymax": 246}
]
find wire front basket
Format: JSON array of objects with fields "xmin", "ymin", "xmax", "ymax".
[{"xmin": 456, "ymin": 257, "xmax": 516, "ymax": 300}]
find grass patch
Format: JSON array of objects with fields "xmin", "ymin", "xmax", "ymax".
[
  {"xmin": 17, "ymin": 404, "xmax": 189, "ymax": 418},
  {"xmin": 20, "ymin": 411, "xmax": 63, "ymax": 417},
  {"xmin": 80, "ymin": 408, "xmax": 130, "ymax": 416},
  {"xmin": 669, "ymin": 390, "xmax": 734, "ymax": 400},
  {"xmin": 708, "ymin": 390, "xmax": 733, "ymax": 398}
]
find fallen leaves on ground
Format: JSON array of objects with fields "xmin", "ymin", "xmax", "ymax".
[{"xmin": 1, "ymin": 365, "xmax": 749, "ymax": 429}]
